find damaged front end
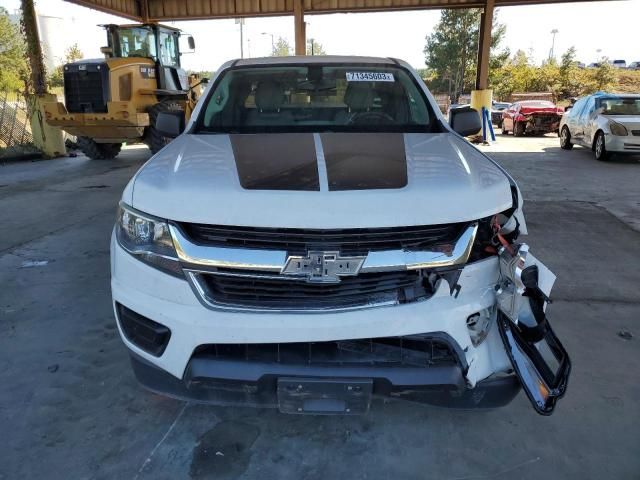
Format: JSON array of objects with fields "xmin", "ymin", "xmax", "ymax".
[
  {"xmin": 523, "ymin": 114, "xmax": 560, "ymax": 133},
  {"xmin": 487, "ymin": 216, "xmax": 571, "ymax": 415}
]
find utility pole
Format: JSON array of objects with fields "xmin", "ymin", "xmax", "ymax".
[
  {"xmin": 261, "ymin": 32, "xmax": 275, "ymax": 54},
  {"xmin": 236, "ymin": 18, "xmax": 245, "ymax": 58},
  {"xmin": 549, "ymin": 29, "xmax": 558, "ymax": 61}
]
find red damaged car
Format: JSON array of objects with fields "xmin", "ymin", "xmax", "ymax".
[{"xmin": 501, "ymin": 100, "xmax": 564, "ymax": 136}]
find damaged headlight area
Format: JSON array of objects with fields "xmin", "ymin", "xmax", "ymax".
[
  {"xmin": 609, "ymin": 120, "xmax": 628, "ymax": 136},
  {"xmin": 466, "ymin": 203, "xmax": 571, "ymax": 415},
  {"xmin": 115, "ymin": 203, "xmax": 182, "ymax": 277},
  {"xmin": 493, "ymin": 236, "xmax": 571, "ymax": 415}
]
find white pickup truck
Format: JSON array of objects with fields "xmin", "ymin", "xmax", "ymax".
[{"xmin": 110, "ymin": 56, "xmax": 570, "ymax": 415}]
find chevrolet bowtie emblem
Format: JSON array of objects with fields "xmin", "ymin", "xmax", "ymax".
[{"xmin": 281, "ymin": 251, "xmax": 366, "ymax": 283}]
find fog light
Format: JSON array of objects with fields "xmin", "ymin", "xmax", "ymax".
[
  {"xmin": 116, "ymin": 303, "xmax": 171, "ymax": 356},
  {"xmin": 467, "ymin": 308, "xmax": 493, "ymax": 347}
]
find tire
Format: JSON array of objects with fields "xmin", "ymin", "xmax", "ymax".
[
  {"xmin": 513, "ymin": 121, "xmax": 525, "ymax": 137},
  {"xmin": 559, "ymin": 126, "xmax": 573, "ymax": 150},
  {"xmin": 594, "ymin": 131, "xmax": 610, "ymax": 161},
  {"xmin": 146, "ymin": 101, "xmax": 184, "ymax": 154},
  {"xmin": 76, "ymin": 136, "xmax": 122, "ymax": 160}
]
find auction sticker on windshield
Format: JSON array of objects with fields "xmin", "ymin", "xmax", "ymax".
[{"xmin": 346, "ymin": 72, "xmax": 395, "ymax": 82}]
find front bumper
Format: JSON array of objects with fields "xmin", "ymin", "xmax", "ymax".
[
  {"xmin": 111, "ymin": 232, "xmax": 569, "ymax": 414},
  {"xmin": 605, "ymin": 134, "xmax": 640, "ymax": 153},
  {"xmin": 130, "ymin": 351, "xmax": 521, "ymax": 410}
]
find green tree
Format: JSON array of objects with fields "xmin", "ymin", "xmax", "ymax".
[
  {"xmin": 48, "ymin": 43, "xmax": 84, "ymax": 88},
  {"xmin": 306, "ymin": 39, "xmax": 326, "ymax": 55},
  {"xmin": 424, "ymin": 9, "xmax": 508, "ymax": 101},
  {"xmin": 271, "ymin": 37, "xmax": 292, "ymax": 57},
  {"xmin": 558, "ymin": 46, "xmax": 581, "ymax": 98},
  {"xmin": 0, "ymin": 7, "xmax": 29, "ymax": 91},
  {"xmin": 592, "ymin": 59, "xmax": 616, "ymax": 91}
]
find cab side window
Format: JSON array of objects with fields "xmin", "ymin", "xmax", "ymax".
[{"xmin": 159, "ymin": 31, "xmax": 179, "ymax": 67}]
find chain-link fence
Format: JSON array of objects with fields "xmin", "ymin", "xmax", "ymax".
[{"xmin": 0, "ymin": 91, "xmax": 41, "ymax": 160}]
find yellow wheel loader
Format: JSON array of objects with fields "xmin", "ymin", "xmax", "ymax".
[{"xmin": 43, "ymin": 24, "xmax": 206, "ymax": 159}]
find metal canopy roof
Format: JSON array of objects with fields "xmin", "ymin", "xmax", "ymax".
[{"xmin": 66, "ymin": 0, "xmax": 607, "ymax": 22}]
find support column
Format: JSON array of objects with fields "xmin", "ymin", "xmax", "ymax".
[
  {"xmin": 21, "ymin": 0, "xmax": 66, "ymax": 157},
  {"xmin": 471, "ymin": 0, "xmax": 494, "ymax": 137},
  {"xmin": 475, "ymin": 0, "xmax": 494, "ymax": 91},
  {"xmin": 294, "ymin": 0, "xmax": 306, "ymax": 55}
]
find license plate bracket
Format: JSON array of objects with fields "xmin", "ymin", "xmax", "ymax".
[{"xmin": 277, "ymin": 377, "xmax": 373, "ymax": 415}]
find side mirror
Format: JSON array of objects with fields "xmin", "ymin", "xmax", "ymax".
[
  {"xmin": 100, "ymin": 46, "xmax": 113, "ymax": 57},
  {"xmin": 156, "ymin": 111, "xmax": 185, "ymax": 138},
  {"xmin": 187, "ymin": 36, "xmax": 196, "ymax": 50},
  {"xmin": 449, "ymin": 107, "xmax": 482, "ymax": 137}
]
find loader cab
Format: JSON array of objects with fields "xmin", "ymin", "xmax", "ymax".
[{"xmin": 102, "ymin": 23, "xmax": 193, "ymax": 92}]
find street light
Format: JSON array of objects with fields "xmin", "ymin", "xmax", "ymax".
[
  {"xmin": 549, "ymin": 29, "xmax": 559, "ymax": 61},
  {"xmin": 261, "ymin": 32, "xmax": 275, "ymax": 54}
]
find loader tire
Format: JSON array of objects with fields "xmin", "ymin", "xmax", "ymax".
[
  {"xmin": 146, "ymin": 101, "xmax": 184, "ymax": 155},
  {"xmin": 77, "ymin": 137, "xmax": 122, "ymax": 160}
]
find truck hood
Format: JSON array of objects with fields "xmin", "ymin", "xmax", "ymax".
[{"xmin": 130, "ymin": 132, "xmax": 512, "ymax": 228}]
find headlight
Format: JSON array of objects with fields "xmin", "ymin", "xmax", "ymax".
[
  {"xmin": 115, "ymin": 203, "xmax": 182, "ymax": 276},
  {"xmin": 609, "ymin": 121, "xmax": 628, "ymax": 136}
]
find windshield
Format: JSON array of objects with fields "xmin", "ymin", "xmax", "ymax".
[
  {"xmin": 596, "ymin": 96, "xmax": 640, "ymax": 116},
  {"xmin": 117, "ymin": 27, "xmax": 157, "ymax": 59},
  {"xmin": 197, "ymin": 64, "xmax": 435, "ymax": 133}
]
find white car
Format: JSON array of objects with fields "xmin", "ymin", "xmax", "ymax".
[
  {"xmin": 111, "ymin": 56, "xmax": 570, "ymax": 415},
  {"xmin": 560, "ymin": 93, "xmax": 640, "ymax": 161}
]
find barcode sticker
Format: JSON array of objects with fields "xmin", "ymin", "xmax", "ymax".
[{"xmin": 346, "ymin": 72, "xmax": 395, "ymax": 82}]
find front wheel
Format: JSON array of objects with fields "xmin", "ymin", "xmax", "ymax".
[
  {"xmin": 594, "ymin": 131, "xmax": 610, "ymax": 161},
  {"xmin": 559, "ymin": 127, "xmax": 573, "ymax": 150},
  {"xmin": 76, "ymin": 137, "xmax": 122, "ymax": 160},
  {"xmin": 513, "ymin": 122, "xmax": 525, "ymax": 137}
]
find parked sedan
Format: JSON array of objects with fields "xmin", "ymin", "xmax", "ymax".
[
  {"xmin": 491, "ymin": 101, "xmax": 511, "ymax": 128},
  {"xmin": 559, "ymin": 93, "xmax": 640, "ymax": 161},
  {"xmin": 501, "ymin": 100, "xmax": 564, "ymax": 136}
]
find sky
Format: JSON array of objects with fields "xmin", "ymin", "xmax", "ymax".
[{"xmin": 1, "ymin": 0, "xmax": 638, "ymax": 72}]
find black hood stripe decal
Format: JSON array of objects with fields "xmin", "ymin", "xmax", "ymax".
[
  {"xmin": 230, "ymin": 133, "xmax": 407, "ymax": 192},
  {"xmin": 320, "ymin": 133, "xmax": 408, "ymax": 191},
  {"xmin": 230, "ymin": 134, "xmax": 319, "ymax": 191}
]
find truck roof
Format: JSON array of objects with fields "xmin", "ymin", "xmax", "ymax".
[{"xmin": 231, "ymin": 56, "xmax": 402, "ymax": 67}]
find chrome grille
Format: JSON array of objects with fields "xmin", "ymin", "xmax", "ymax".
[{"xmin": 189, "ymin": 269, "xmax": 432, "ymax": 311}]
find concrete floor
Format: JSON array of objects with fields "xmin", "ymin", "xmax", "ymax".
[{"xmin": 1, "ymin": 135, "xmax": 639, "ymax": 479}]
